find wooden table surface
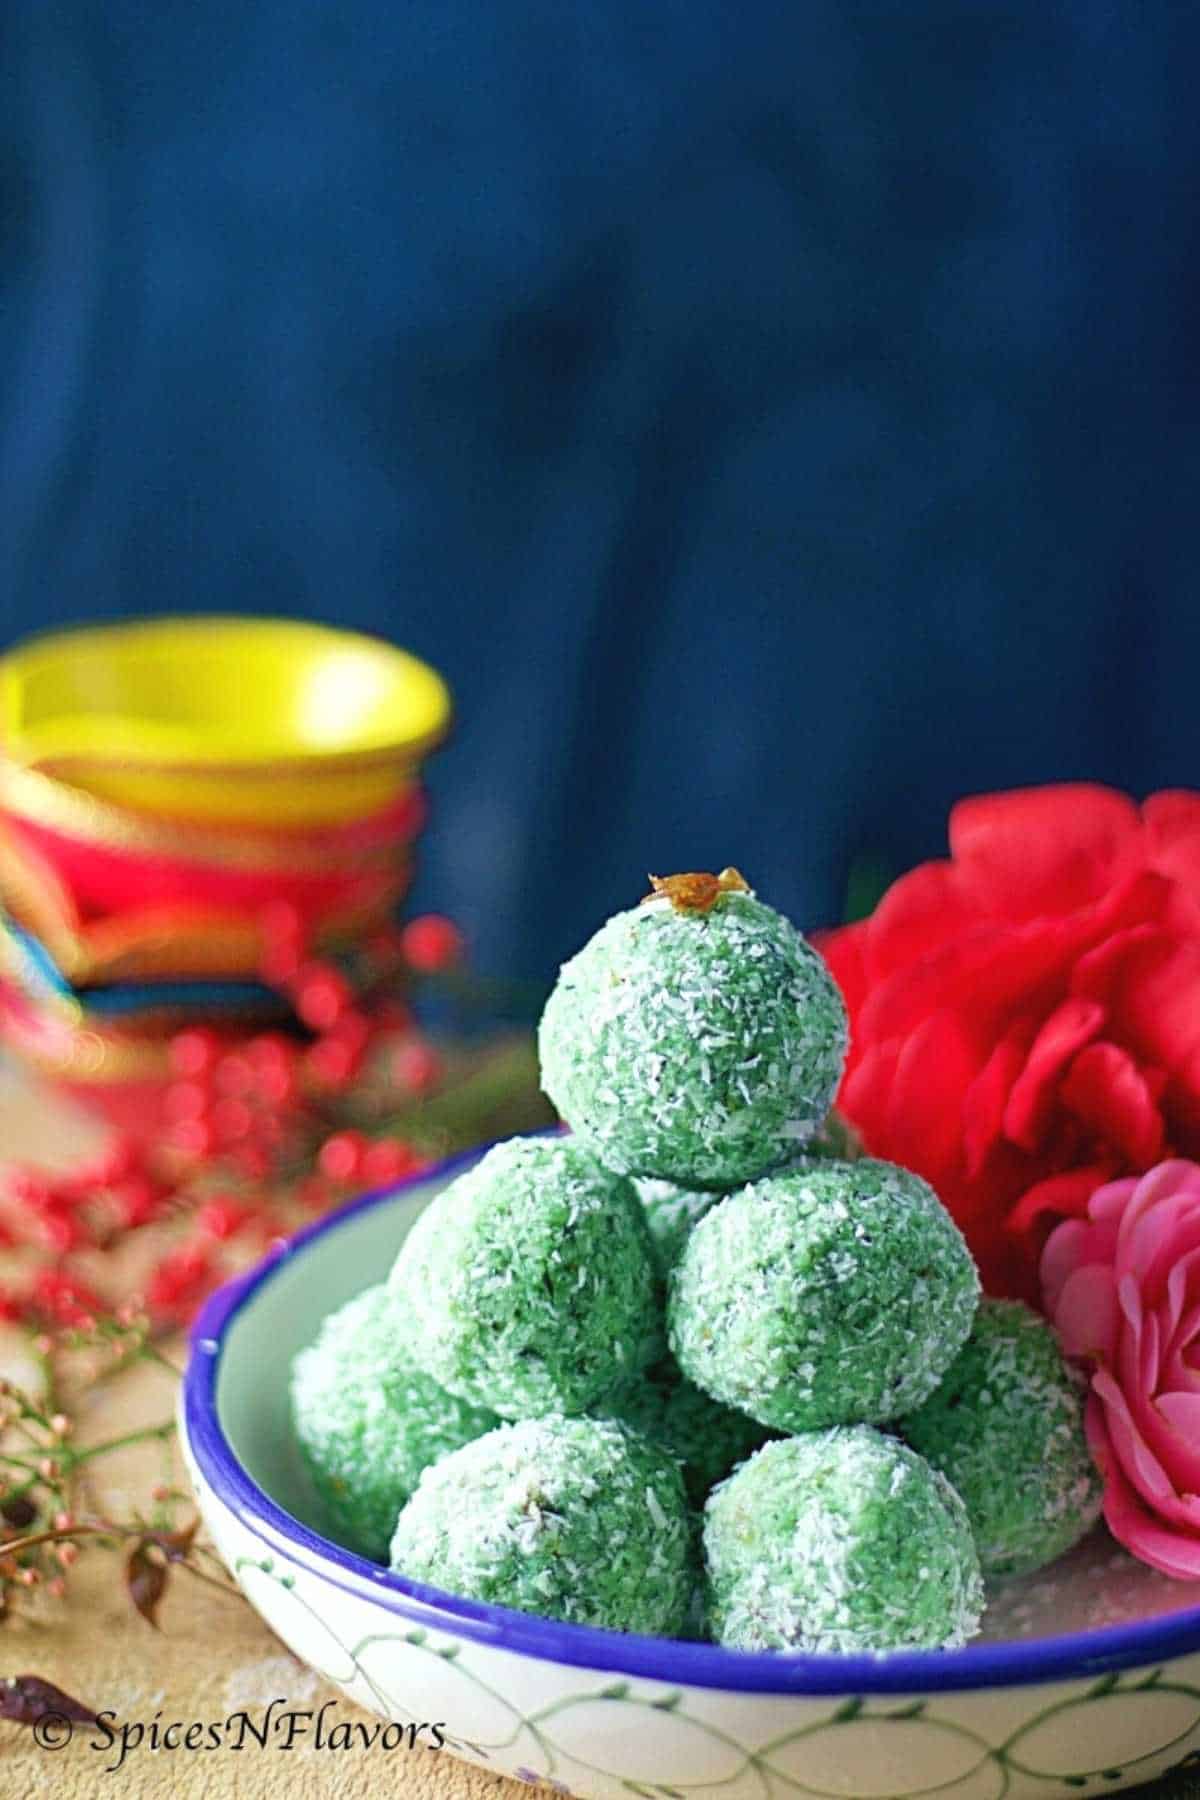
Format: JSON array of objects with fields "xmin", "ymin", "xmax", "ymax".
[{"xmin": 0, "ymin": 1066, "xmax": 532, "ymax": 1800}]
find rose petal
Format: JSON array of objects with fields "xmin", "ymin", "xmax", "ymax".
[
  {"xmin": 1163, "ymin": 1325, "xmax": 1200, "ymax": 1395},
  {"xmin": 949, "ymin": 785, "xmax": 1142, "ymax": 920},
  {"xmin": 863, "ymin": 861, "xmax": 977, "ymax": 980},
  {"xmin": 858, "ymin": 921, "xmax": 1026, "ymax": 1044},
  {"xmin": 1002, "ymin": 998, "xmax": 1105, "ymax": 1152},
  {"xmin": 840, "ymin": 1042, "xmax": 898, "ymax": 1147},
  {"xmin": 817, "ymin": 924, "xmax": 870, "ymax": 1043},
  {"xmin": 1092, "ymin": 934, "xmax": 1200, "ymax": 1075},
  {"xmin": 1041, "ymin": 1219, "xmax": 1091, "ymax": 1316},
  {"xmin": 881, "ymin": 1009, "xmax": 977, "ymax": 1191},
  {"xmin": 1117, "ymin": 1272, "xmax": 1144, "ymax": 1333},
  {"xmin": 1099, "ymin": 1449, "xmax": 1200, "ymax": 1579},
  {"xmin": 1072, "ymin": 923, "xmax": 1171, "ymax": 1007},
  {"xmin": 1009, "ymin": 1163, "xmax": 1117, "ymax": 1237},
  {"xmin": 1140, "ymin": 1307, "xmax": 1162, "ymax": 1398},
  {"xmin": 1040, "ymin": 1207, "xmax": 1121, "ymax": 1321},
  {"xmin": 1050, "ymin": 1261, "xmax": 1119, "ymax": 1363},
  {"xmin": 1166, "ymin": 1248, "xmax": 1200, "ymax": 1352},
  {"xmin": 1155, "ymin": 1392, "xmax": 1200, "ymax": 1438},
  {"xmin": 1164, "ymin": 1051, "xmax": 1200, "ymax": 1155},
  {"xmin": 1117, "ymin": 1162, "xmax": 1200, "ymax": 1269},
  {"xmin": 1087, "ymin": 1173, "xmax": 1144, "ymax": 1226},
  {"xmin": 963, "ymin": 1023, "xmax": 1034, "ymax": 1178},
  {"xmin": 1060, "ymin": 1041, "xmax": 1166, "ymax": 1167},
  {"xmin": 1127, "ymin": 1410, "xmax": 1200, "ymax": 1524},
  {"xmin": 1095, "ymin": 1365, "xmax": 1200, "ymax": 1509},
  {"xmin": 1093, "ymin": 1367, "xmax": 1175, "ymax": 1499},
  {"xmin": 1128, "ymin": 1198, "xmax": 1200, "ymax": 1304},
  {"xmin": 1145, "ymin": 791, "xmax": 1200, "ymax": 901}
]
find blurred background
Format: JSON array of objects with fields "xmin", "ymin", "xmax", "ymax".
[{"xmin": 4, "ymin": 2, "xmax": 1200, "ymax": 994}]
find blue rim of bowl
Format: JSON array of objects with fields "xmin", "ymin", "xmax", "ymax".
[{"xmin": 184, "ymin": 1141, "xmax": 1200, "ymax": 1697}]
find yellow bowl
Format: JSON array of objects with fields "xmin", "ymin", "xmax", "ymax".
[{"xmin": 0, "ymin": 616, "xmax": 451, "ymax": 828}]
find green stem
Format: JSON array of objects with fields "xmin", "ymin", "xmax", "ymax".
[
  {"xmin": 0, "ymin": 1448, "xmax": 39, "ymax": 1471},
  {"xmin": 69, "ymin": 1421, "xmax": 175, "ymax": 1468}
]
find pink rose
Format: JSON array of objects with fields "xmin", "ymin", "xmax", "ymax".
[{"xmin": 1043, "ymin": 1159, "xmax": 1200, "ymax": 1577}]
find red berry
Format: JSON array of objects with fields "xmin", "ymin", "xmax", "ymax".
[
  {"xmin": 169, "ymin": 1118, "xmax": 216, "ymax": 1160},
  {"xmin": 31, "ymin": 1269, "xmax": 104, "ymax": 1329},
  {"xmin": 39, "ymin": 1211, "xmax": 81, "ymax": 1253},
  {"xmin": 295, "ymin": 1175, "xmax": 332, "ymax": 1211},
  {"xmin": 374, "ymin": 999, "xmax": 414, "ymax": 1033},
  {"xmin": 110, "ymin": 1175, "xmax": 168, "ymax": 1230},
  {"xmin": 294, "ymin": 962, "xmax": 354, "ymax": 1032},
  {"xmin": 212, "ymin": 1096, "xmax": 254, "ymax": 1145},
  {"xmin": 247, "ymin": 1035, "xmax": 299, "ymax": 1104},
  {"xmin": 392, "ymin": 1039, "xmax": 444, "ymax": 1096},
  {"xmin": 257, "ymin": 1060, "xmax": 298, "ymax": 1106},
  {"xmin": 317, "ymin": 1130, "xmax": 368, "ymax": 1183},
  {"xmin": 169, "ymin": 1028, "xmax": 221, "ymax": 1079},
  {"xmin": 198, "ymin": 1196, "xmax": 249, "ymax": 1240},
  {"xmin": 81, "ymin": 1135, "xmax": 140, "ymax": 1188},
  {"xmin": 330, "ymin": 1010, "xmax": 371, "ymax": 1052},
  {"xmin": 148, "ymin": 1244, "xmax": 214, "ymax": 1321},
  {"xmin": 361, "ymin": 1139, "xmax": 420, "ymax": 1184},
  {"xmin": 163, "ymin": 1080, "xmax": 210, "ymax": 1123},
  {"xmin": 305, "ymin": 1037, "xmax": 355, "ymax": 1091},
  {"xmin": 400, "ymin": 914, "xmax": 463, "ymax": 974},
  {"xmin": 215, "ymin": 1052, "xmax": 254, "ymax": 1096},
  {"xmin": 231, "ymin": 1142, "xmax": 271, "ymax": 1181},
  {"xmin": 6, "ymin": 1169, "xmax": 54, "ymax": 1210}
]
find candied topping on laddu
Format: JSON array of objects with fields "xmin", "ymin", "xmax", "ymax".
[{"xmin": 642, "ymin": 868, "xmax": 750, "ymax": 914}]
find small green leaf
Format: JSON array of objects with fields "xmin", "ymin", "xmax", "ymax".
[
  {"xmin": 833, "ymin": 1698, "xmax": 864, "ymax": 1723},
  {"xmin": 885, "ymin": 1701, "xmax": 927, "ymax": 1720},
  {"xmin": 1062, "ymin": 1778, "xmax": 1088, "ymax": 1789},
  {"xmin": 279, "ymin": 1575, "xmax": 295, "ymax": 1590},
  {"xmin": 650, "ymin": 1691, "xmax": 682, "ymax": 1712},
  {"xmin": 1133, "ymin": 1668, "xmax": 1163, "ymax": 1690},
  {"xmin": 405, "ymin": 1628, "xmax": 428, "ymax": 1646},
  {"xmin": 437, "ymin": 1645, "xmax": 461, "ymax": 1661},
  {"xmin": 600, "ymin": 1681, "xmax": 630, "ymax": 1701},
  {"xmin": 1102, "ymin": 1771, "xmax": 1124, "ymax": 1782},
  {"xmin": 1087, "ymin": 1672, "xmax": 1119, "ymax": 1699}
]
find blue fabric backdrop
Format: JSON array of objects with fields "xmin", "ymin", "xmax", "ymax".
[{"xmin": 3, "ymin": 3, "xmax": 1199, "ymax": 990}]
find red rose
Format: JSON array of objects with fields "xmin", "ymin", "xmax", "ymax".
[{"xmin": 819, "ymin": 785, "xmax": 1200, "ymax": 1301}]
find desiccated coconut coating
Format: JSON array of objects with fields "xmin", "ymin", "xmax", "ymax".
[
  {"xmin": 901, "ymin": 1298, "xmax": 1104, "ymax": 1578},
  {"xmin": 703, "ymin": 1427, "xmax": 985, "ymax": 1653},
  {"xmin": 669, "ymin": 1158, "xmax": 980, "ymax": 1433},
  {"xmin": 290, "ymin": 1285, "xmax": 498, "ymax": 1562},
  {"xmin": 596, "ymin": 1356, "xmax": 774, "ymax": 1507},
  {"xmin": 538, "ymin": 886, "xmax": 849, "ymax": 1189},
  {"xmin": 388, "ymin": 1136, "xmax": 658, "ymax": 1419},
  {"xmin": 635, "ymin": 1179, "xmax": 721, "ymax": 1281},
  {"xmin": 389, "ymin": 1414, "xmax": 694, "ymax": 1636}
]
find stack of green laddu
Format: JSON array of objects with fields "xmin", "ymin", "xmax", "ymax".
[{"xmin": 291, "ymin": 870, "xmax": 1102, "ymax": 1653}]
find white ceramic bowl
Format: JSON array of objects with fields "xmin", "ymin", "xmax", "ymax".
[{"xmin": 182, "ymin": 1143, "xmax": 1200, "ymax": 1799}]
